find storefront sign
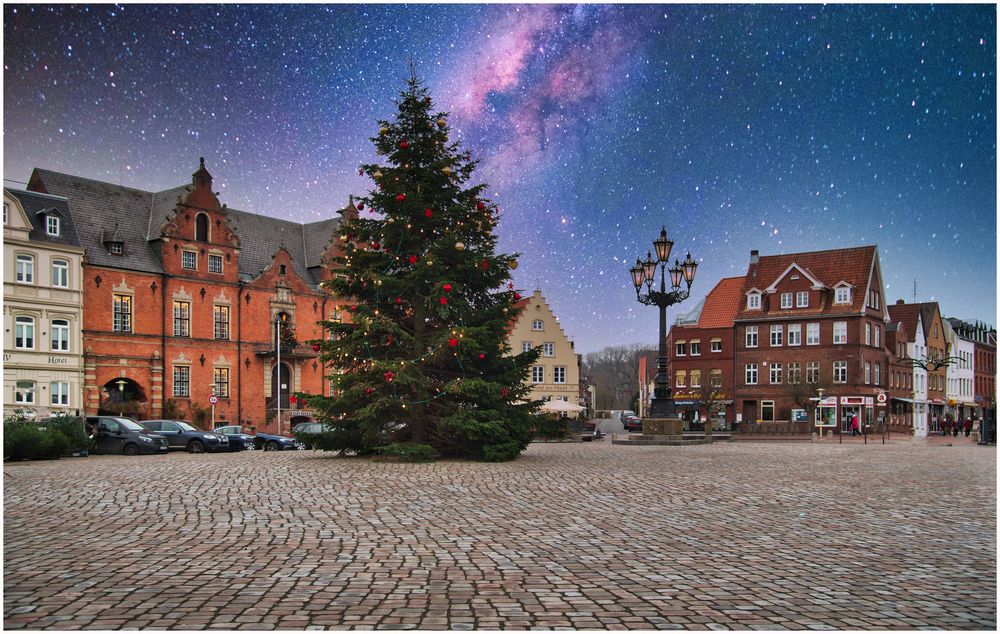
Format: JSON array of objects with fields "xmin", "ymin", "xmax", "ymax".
[
  {"xmin": 48, "ymin": 356, "xmax": 69, "ymax": 365},
  {"xmin": 840, "ymin": 396, "xmax": 865, "ymax": 405},
  {"xmin": 818, "ymin": 397, "xmax": 837, "ymax": 407}
]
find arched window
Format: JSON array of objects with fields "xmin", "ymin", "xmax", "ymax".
[{"xmin": 195, "ymin": 213, "xmax": 210, "ymax": 242}]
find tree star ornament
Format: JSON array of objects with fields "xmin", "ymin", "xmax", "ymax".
[{"xmin": 501, "ymin": 388, "xmax": 510, "ymax": 398}]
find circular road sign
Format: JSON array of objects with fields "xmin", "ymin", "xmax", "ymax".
[
  {"xmin": 876, "ymin": 392, "xmax": 887, "ymax": 404},
  {"xmin": 209, "ymin": 395, "xmax": 219, "ymax": 405}
]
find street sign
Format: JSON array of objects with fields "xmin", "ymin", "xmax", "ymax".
[
  {"xmin": 209, "ymin": 395, "xmax": 219, "ymax": 405},
  {"xmin": 876, "ymin": 392, "xmax": 887, "ymax": 404}
]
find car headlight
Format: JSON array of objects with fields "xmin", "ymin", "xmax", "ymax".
[
  {"xmin": 138, "ymin": 435, "xmax": 154, "ymax": 443},
  {"xmin": 202, "ymin": 434, "xmax": 216, "ymax": 440}
]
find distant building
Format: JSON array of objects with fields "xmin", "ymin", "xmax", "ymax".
[
  {"xmin": 942, "ymin": 318, "xmax": 976, "ymax": 421},
  {"xmin": 4, "ymin": 188, "xmax": 86, "ymax": 419},
  {"xmin": 887, "ymin": 303, "xmax": 929, "ymax": 435},
  {"xmin": 948, "ymin": 318, "xmax": 996, "ymax": 422},
  {"xmin": 507, "ymin": 289, "xmax": 582, "ymax": 405},
  {"xmin": 887, "ymin": 301, "xmax": 948, "ymax": 432}
]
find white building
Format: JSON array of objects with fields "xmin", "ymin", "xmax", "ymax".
[
  {"xmin": 910, "ymin": 313, "xmax": 929, "ymax": 436},
  {"xmin": 3, "ymin": 189, "xmax": 85, "ymax": 419},
  {"xmin": 944, "ymin": 318, "xmax": 976, "ymax": 420}
]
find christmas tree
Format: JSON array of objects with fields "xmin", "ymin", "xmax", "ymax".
[{"xmin": 308, "ymin": 74, "xmax": 540, "ymax": 461}]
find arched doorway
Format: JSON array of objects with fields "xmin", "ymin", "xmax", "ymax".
[
  {"xmin": 270, "ymin": 362, "xmax": 291, "ymax": 410},
  {"xmin": 100, "ymin": 378, "xmax": 147, "ymax": 418}
]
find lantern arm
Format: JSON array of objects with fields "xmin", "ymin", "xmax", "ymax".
[{"xmin": 637, "ymin": 288, "xmax": 690, "ymax": 308}]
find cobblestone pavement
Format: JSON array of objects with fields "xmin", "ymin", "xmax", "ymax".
[{"xmin": 4, "ymin": 440, "xmax": 995, "ymax": 630}]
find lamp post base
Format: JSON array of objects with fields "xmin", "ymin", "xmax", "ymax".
[{"xmin": 642, "ymin": 417, "xmax": 684, "ymax": 438}]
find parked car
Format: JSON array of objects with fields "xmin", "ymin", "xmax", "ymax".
[
  {"xmin": 86, "ymin": 416, "xmax": 169, "ymax": 456},
  {"xmin": 253, "ymin": 431, "xmax": 304, "ymax": 451},
  {"xmin": 623, "ymin": 415, "xmax": 643, "ymax": 432},
  {"xmin": 213, "ymin": 425, "xmax": 257, "ymax": 451},
  {"xmin": 140, "ymin": 420, "xmax": 229, "ymax": 453}
]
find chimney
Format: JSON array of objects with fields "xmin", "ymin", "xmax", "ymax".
[
  {"xmin": 750, "ymin": 250, "xmax": 759, "ymax": 265},
  {"xmin": 896, "ymin": 299, "xmax": 905, "ymax": 305}
]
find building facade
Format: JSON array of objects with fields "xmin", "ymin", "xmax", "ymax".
[
  {"xmin": 948, "ymin": 318, "xmax": 997, "ymax": 422},
  {"xmin": 3, "ymin": 189, "xmax": 86, "ymax": 419},
  {"xmin": 27, "ymin": 160, "xmax": 354, "ymax": 433},
  {"xmin": 507, "ymin": 289, "xmax": 582, "ymax": 404},
  {"xmin": 732, "ymin": 246, "xmax": 890, "ymax": 432},
  {"xmin": 666, "ymin": 276, "xmax": 744, "ymax": 428},
  {"xmin": 884, "ymin": 320, "xmax": 914, "ymax": 432},
  {"xmin": 943, "ymin": 318, "xmax": 976, "ymax": 421}
]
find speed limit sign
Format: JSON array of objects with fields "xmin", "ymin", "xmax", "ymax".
[{"xmin": 209, "ymin": 394, "xmax": 219, "ymax": 405}]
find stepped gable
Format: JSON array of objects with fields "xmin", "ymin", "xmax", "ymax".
[
  {"xmin": 696, "ymin": 276, "xmax": 746, "ymax": 328},
  {"xmin": 735, "ymin": 245, "xmax": 876, "ymax": 320},
  {"xmin": 7, "ymin": 188, "xmax": 82, "ymax": 248}
]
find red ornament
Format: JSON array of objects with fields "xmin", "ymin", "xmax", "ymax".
[
  {"xmin": 449, "ymin": 338, "xmax": 458, "ymax": 347},
  {"xmin": 396, "ymin": 194, "xmax": 406, "ymax": 202},
  {"xmin": 350, "ymin": 305, "xmax": 357, "ymax": 312},
  {"xmin": 408, "ymin": 255, "xmax": 418, "ymax": 265},
  {"xmin": 399, "ymin": 140, "xmax": 409, "ymax": 149},
  {"xmin": 395, "ymin": 297, "xmax": 403, "ymax": 304},
  {"xmin": 371, "ymin": 242, "xmax": 380, "ymax": 250},
  {"xmin": 365, "ymin": 387, "xmax": 374, "ymax": 396},
  {"xmin": 384, "ymin": 370, "xmax": 396, "ymax": 382},
  {"xmin": 290, "ymin": 395, "xmax": 297, "ymax": 404},
  {"xmin": 443, "ymin": 283, "xmax": 453, "ymax": 293},
  {"xmin": 440, "ymin": 297, "xmax": 448, "ymax": 306},
  {"xmin": 477, "ymin": 202, "xmax": 486, "ymax": 210},
  {"xmin": 312, "ymin": 343, "xmax": 321, "ymax": 352},
  {"xmin": 482, "ymin": 259, "xmax": 488, "ymax": 270},
  {"xmin": 357, "ymin": 203, "xmax": 364, "ymax": 210},
  {"xmin": 479, "ymin": 353, "xmax": 486, "ymax": 360},
  {"xmin": 424, "ymin": 208, "xmax": 433, "ymax": 218},
  {"xmin": 514, "ymin": 293, "xmax": 521, "ymax": 300},
  {"xmin": 358, "ymin": 169, "xmax": 364, "ymax": 176},
  {"xmin": 501, "ymin": 388, "xmax": 510, "ymax": 398},
  {"xmin": 386, "ymin": 335, "xmax": 393, "ymax": 347}
]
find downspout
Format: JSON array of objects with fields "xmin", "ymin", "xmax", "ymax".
[
  {"xmin": 237, "ymin": 280, "xmax": 244, "ymax": 428},
  {"xmin": 161, "ymin": 271, "xmax": 167, "ymax": 417}
]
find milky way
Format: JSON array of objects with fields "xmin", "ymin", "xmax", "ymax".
[{"xmin": 4, "ymin": 4, "xmax": 996, "ymax": 353}]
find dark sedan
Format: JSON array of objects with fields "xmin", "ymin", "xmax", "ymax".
[
  {"xmin": 213, "ymin": 425, "xmax": 257, "ymax": 451},
  {"xmin": 86, "ymin": 416, "xmax": 169, "ymax": 455},
  {"xmin": 140, "ymin": 420, "xmax": 229, "ymax": 453},
  {"xmin": 253, "ymin": 431, "xmax": 304, "ymax": 451}
]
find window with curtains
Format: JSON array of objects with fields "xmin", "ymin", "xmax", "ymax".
[
  {"xmin": 214, "ymin": 305, "xmax": 230, "ymax": 340},
  {"xmin": 173, "ymin": 301, "xmax": 190, "ymax": 337}
]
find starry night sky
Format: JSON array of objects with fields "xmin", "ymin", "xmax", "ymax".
[{"xmin": 4, "ymin": 4, "xmax": 996, "ymax": 353}]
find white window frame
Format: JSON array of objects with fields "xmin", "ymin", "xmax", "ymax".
[
  {"xmin": 521, "ymin": 341, "xmax": 532, "ymax": 353},
  {"xmin": 14, "ymin": 381, "xmax": 35, "ymax": 404},
  {"xmin": 675, "ymin": 341, "xmax": 687, "ymax": 356},
  {"xmin": 52, "ymin": 259, "xmax": 69, "ymax": 288},
  {"xmin": 745, "ymin": 363, "xmax": 758, "ymax": 385},
  {"xmin": 780, "ymin": 292, "xmax": 793, "ymax": 309},
  {"xmin": 173, "ymin": 301, "xmax": 190, "ymax": 337},
  {"xmin": 833, "ymin": 321, "xmax": 847, "ymax": 345},
  {"xmin": 787, "ymin": 324, "xmax": 801, "ymax": 346},
  {"xmin": 214, "ymin": 367, "xmax": 230, "ymax": 398},
  {"xmin": 874, "ymin": 325, "xmax": 881, "ymax": 348},
  {"xmin": 50, "ymin": 381, "xmax": 70, "ymax": 406},
  {"xmin": 745, "ymin": 326, "xmax": 758, "ymax": 348},
  {"xmin": 113, "ymin": 294, "xmax": 133, "ymax": 333},
  {"xmin": 787, "ymin": 362, "xmax": 801, "ymax": 384},
  {"xmin": 532, "ymin": 320, "xmax": 544, "ymax": 331},
  {"xmin": 710, "ymin": 339, "xmax": 722, "ymax": 353},
  {"xmin": 770, "ymin": 324, "xmax": 783, "ymax": 347},
  {"xmin": 796, "ymin": 291, "xmax": 808, "ymax": 307},
  {"xmin": 690, "ymin": 340, "xmax": 701, "ymax": 356},
  {"xmin": 833, "ymin": 360, "xmax": 847, "ymax": 384},
  {"xmin": 14, "ymin": 316, "xmax": 35, "ymax": 350},
  {"xmin": 806, "ymin": 362, "xmax": 820, "ymax": 384},
  {"xmin": 835, "ymin": 286, "xmax": 851, "ymax": 305},
  {"xmin": 864, "ymin": 361, "xmax": 871, "ymax": 384},
  {"xmin": 531, "ymin": 366, "xmax": 544, "ymax": 383},
  {"xmin": 553, "ymin": 366, "xmax": 566, "ymax": 384},
  {"xmin": 214, "ymin": 305, "xmax": 230, "ymax": 340},
  {"xmin": 747, "ymin": 293, "xmax": 761, "ymax": 309},
  {"xmin": 874, "ymin": 362, "xmax": 880, "ymax": 385},
  {"xmin": 46, "ymin": 215, "xmax": 60, "ymax": 236},
  {"xmin": 15, "ymin": 254, "xmax": 34, "ymax": 284},
  {"xmin": 109, "ymin": 242, "xmax": 123, "ymax": 255},
  {"xmin": 543, "ymin": 342, "xmax": 555, "ymax": 357},
  {"xmin": 806, "ymin": 322, "xmax": 820, "ymax": 345},
  {"xmin": 51, "ymin": 319, "xmax": 70, "ymax": 352},
  {"xmin": 760, "ymin": 400, "xmax": 775, "ymax": 422},
  {"xmin": 770, "ymin": 363, "xmax": 782, "ymax": 384},
  {"xmin": 865, "ymin": 323, "xmax": 871, "ymax": 346},
  {"xmin": 181, "ymin": 250, "xmax": 197, "ymax": 270},
  {"xmin": 208, "ymin": 254, "xmax": 224, "ymax": 274}
]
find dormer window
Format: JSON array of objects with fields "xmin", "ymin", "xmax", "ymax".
[
  {"xmin": 109, "ymin": 242, "xmax": 123, "ymax": 255},
  {"xmin": 835, "ymin": 286, "xmax": 851, "ymax": 304},
  {"xmin": 46, "ymin": 215, "xmax": 60, "ymax": 236},
  {"xmin": 747, "ymin": 292, "xmax": 761, "ymax": 310},
  {"xmin": 780, "ymin": 292, "xmax": 793, "ymax": 309}
]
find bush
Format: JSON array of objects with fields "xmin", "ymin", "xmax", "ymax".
[
  {"xmin": 295, "ymin": 426, "xmax": 370, "ymax": 455},
  {"xmin": 374, "ymin": 442, "xmax": 438, "ymax": 463},
  {"xmin": 534, "ymin": 414, "xmax": 568, "ymax": 440},
  {"xmin": 3, "ymin": 422, "xmax": 72, "ymax": 461},
  {"xmin": 44, "ymin": 416, "xmax": 89, "ymax": 454}
]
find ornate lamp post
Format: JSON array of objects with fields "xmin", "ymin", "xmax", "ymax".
[{"xmin": 629, "ymin": 226, "xmax": 698, "ymax": 419}]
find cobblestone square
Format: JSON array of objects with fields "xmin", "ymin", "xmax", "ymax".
[{"xmin": 4, "ymin": 440, "xmax": 996, "ymax": 630}]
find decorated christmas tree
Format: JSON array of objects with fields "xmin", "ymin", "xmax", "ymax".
[{"xmin": 308, "ymin": 74, "xmax": 540, "ymax": 461}]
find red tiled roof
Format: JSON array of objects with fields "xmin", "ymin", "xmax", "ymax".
[
  {"xmin": 734, "ymin": 245, "xmax": 877, "ymax": 321},
  {"xmin": 697, "ymin": 276, "xmax": 746, "ymax": 328},
  {"xmin": 887, "ymin": 301, "xmax": 940, "ymax": 341}
]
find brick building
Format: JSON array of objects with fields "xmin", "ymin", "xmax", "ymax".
[
  {"xmin": 665, "ymin": 276, "xmax": 744, "ymax": 428},
  {"xmin": 27, "ymin": 159, "xmax": 355, "ymax": 434},
  {"xmin": 948, "ymin": 318, "xmax": 996, "ymax": 422},
  {"xmin": 884, "ymin": 319, "xmax": 914, "ymax": 432},
  {"xmin": 886, "ymin": 301, "xmax": 948, "ymax": 431},
  {"xmin": 732, "ymin": 246, "xmax": 890, "ymax": 432}
]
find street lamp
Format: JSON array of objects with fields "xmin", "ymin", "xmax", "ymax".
[
  {"xmin": 274, "ymin": 314, "xmax": 284, "ymax": 436},
  {"xmin": 628, "ymin": 226, "xmax": 698, "ymax": 419}
]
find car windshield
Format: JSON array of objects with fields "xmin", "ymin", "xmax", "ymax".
[
  {"xmin": 117, "ymin": 419, "xmax": 145, "ymax": 431},
  {"xmin": 176, "ymin": 422, "xmax": 199, "ymax": 431}
]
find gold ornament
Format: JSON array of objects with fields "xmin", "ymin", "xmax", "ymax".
[
  {"xmin": 374, "ymin": 170, "xmax": 383, "ymax": 181},
  {"xmin": 379, "ymin": 126, "xmax": 389, "ymax": 136},
  {"xmin": 340, "ymin": 234, "xmax": 349, "ymax": 242},
  {"xmin": 442, "ymin": 166, "xmax": 452, "ymax": 176},
  {"xmin": 508, "ymin": 259, "xmax": 519, "ymax": 270},
  {"xmin": 455, "ymin": 241, "xmax": 466, "ymax": 251},
  {"xmin": 437, "ymin": 118, "xmax": 446, "ymax": 128}
]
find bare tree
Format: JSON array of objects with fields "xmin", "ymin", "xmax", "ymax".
[
  {"xmin": 583, "ymin": 344, "xmax": 657, "ymax": 410},
  {"xmin": 784, "ymin": 378, "xmax": 833, "ymax": 424}
]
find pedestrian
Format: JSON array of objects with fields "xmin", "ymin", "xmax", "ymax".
[
  {"xmin": 953, "ymin": 417, "xmax": 961, "ymax": 437},
  {"xmin": 940, "ymin": 417, "xmax": 948, "ymax": 436},
  {"xmin": 851, "ymin": 414, "xmax": 860, "ymax": 436},
  {"xmin": 964, "ymin": 417, "xmax": 973, "ymax": 437}
]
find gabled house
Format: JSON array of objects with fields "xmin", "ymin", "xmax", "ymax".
[
  {"xmin": 733, "ymin": 246, "xmax": 890, "ymax": 431},
  {"xmin": 887, "ymin": 300, "xmax": 949, "ymax": 432},
  {"xmin": 505, "ymin": 289, "xmax": 581, "ymax": 406}
]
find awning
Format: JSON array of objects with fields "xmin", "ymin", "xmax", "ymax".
[
  {"xmin": 539, "ymin": 400, "xmax": 586, "ymax": 413},
  {"xmin": 891, "ymin": 397, "xmax": 913, "ymax": 403}
]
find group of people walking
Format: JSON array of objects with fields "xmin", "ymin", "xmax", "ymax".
[{"xmin": 940, "ymin": 416, "xmax": 975, "ymax": 437}]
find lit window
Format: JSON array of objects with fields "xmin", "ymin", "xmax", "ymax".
[
  {"xmin": 15, "ymin": 254, "xmax": 33, "ymax": 283},
  {"xmin": 113, "ymin": 294, "xmax": 132, "ymax": 332},
  {"xmin": 173, "ymin": 366, "xmax": 190, "ymax": 397},
  {"xmin": 676, "ymin": 371, "xmax": 686, "ymax": 387},
  {"xmin": 46, "ymin": 215, "xmax": 60, "ymax": 236},
  {"xmin": 52, "ymin": 259, "xmax": 69, "ymax": 288},
  {"xmin": 214, "ymin": 305, "xmax": 230, "ymax": 340},
  {"xmin": 173, "ymin": 301, "xmax": 190, "ymax": 337},
  {"xmin": 214, "ymin": 367, "xmax": 230, "ymax": 398}
]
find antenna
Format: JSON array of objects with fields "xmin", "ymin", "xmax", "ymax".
[{"xmin": 912, "ymin": 278, "xmax": 917, "ymax": 303}]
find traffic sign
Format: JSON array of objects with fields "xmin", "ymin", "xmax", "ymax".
[
  {"xmin": 876, "ymin": 392, "xmax": 887, "ymax": 405},
  {"xmin": 209, "ymin": 394, "xmax": 219, "ymax": 405}
]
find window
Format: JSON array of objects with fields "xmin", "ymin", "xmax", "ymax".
[
  {"xmin": 109, "ymin": 242, "xmax": 123, "ymax": 255},
  {"xmin": 769, "ymin": 363, "xmax": 782, "ymax": 384},
  {"xmin": 46, "ymin": 215, "xmax": 60, "ymax": 236},
  {"xmin": 532, "ymin": 320, "xmax": 543, "ymax": 331},
  {"xmin": 675, "ymin": 341, "xmax": 687, "ymax": 356},
  {"xmin": 543, "ymin": 342, "xmax": 554, "ymax": 357},
  {"xmin": 780, "ymin": 292, "xmax": 793, "ymax": 309},
  {"xmin": 15, "ymin": 254, "xmax": 33, "ymax": 283},
  {"xmin": 51, "ymin": 319, "xmax": 70, "ymax": 352},
  {"xmin": 747, "ymin": 293, "xmax": 761, "ymax": 309},
  {"xmin": 869, "ymin": 289, "xmax": 881, "ymax": 310},
  {"xmin": 279, "ymin": 264, "xmax": 287, "ymax": 275},
  {"xmin": 50, "ymin": 382, "xmax": 69, "ymax": 406},
  {"xmin": 181, "ymin": 250, "xmax": 197, "ymax": 270},
  {"xmin": 113, "ymin": 294, "xmax": 132, "ymax": 332},
  {"xmin": 14, "ymin": 316, "xmax": 34, "ymax": 349},
  {"xmin": 690, "ymin": 370, "xmax": 701, "ymax": 387},
  {"xmin": 835, "ymin": 286, "xmax": 850, "ymax": 304},
  {"xmin": 796, "ymin": 291, "xmax": 809, "ymax": 307},
  {"xmin": 690, "ymin": 340, "xmax": 701, "ymax": 356},
  {"xmin": 806, "ymin": 323, "xmax": 820, "ymax": 345},
  {"xmin": 710, "ymin": 370, "xmax": 722, "ymax": 388},
  {"xmin": 196, "ymin": 213, "xmax": 209, "ymax": 242},
  {"xmin": 787, "ymin": 362, "xmax": 801, "ymax": 384},
  {"xmin": 214, "ymin": 367, "xmax": 230, "ymax": 398},
  {"xmin": 745, "ymin": 326, "xmax": 758, "ymax": 348},
  {"xmin": 710, "ymin": 339, "xmax": 722, "ymax": 353},
  {"xmin": 521, "ymin": 341, "xmax": 532, "ymax": 353},
  {"xmin": 214, "ymin": 305, "xmax": 230, "ymax": 340},
  {"xmin": 865, "ymin": 323, "xmax": 871, "ymax": 345},
  {"xmin": 874, "ymin": 326, "xmax": 880, "ymax": 348},
  {"xmin": 2, "ymin": 203, "xmax": 7, "ymax": 224},
  {"xmin": 770, "ymin": 325, "xmax": 783, "ymax": 347},
  {"xmin": 173, "ymin": 366, "xmax": 190, "ymax": 397},
  {"xmin": 676, "ymin": 371, "xmax": 686, "ymax": 387},
  {"xmin": 787, "ymin": 324, "xmax": 801, "ymax": 346},
  {"xmin": 833, "ymin": 360, "xmax": 847, "ymax": 383},
  {"xmin": 874, "ymin": 363, "xmax": 880, "ymax": 385},
  {"xmin": 173, "ymin": 301, "xmax": 190, "ymax": 337},
  {"xmin": 864, "ymin": 361, "xmax": 871, "ymax": 384},
  {"xmin": 833, "ymin": 321, "xmax": 847, "ymax": 344},
  {"xmin": 806, "ymin": 362, "xmax": 820, "ymax": 384},
  {"xmin": 761, "ymin": 401, "xmax": 775, "ymax": 422},
  {"xmin": 745, "ymin": 364, "xmax": 758, "ymax": 385},
  {"xmin": 531, "ymin": 366, "xmax": 544, "ymax": 383},
  {"xmin": 52, "ymin": 259, "xmax": 69, "ymax": 288},
  {"xmin": 14, "ymin": 381, "xmax": 35, "ymax": 404},
  {"xmin": 209, "ymin": 254, "xmax": 223, "ymax": 274},
  {"xmin": 553, "ymin": 366, "xmax": 565, "ymax": 383}
]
